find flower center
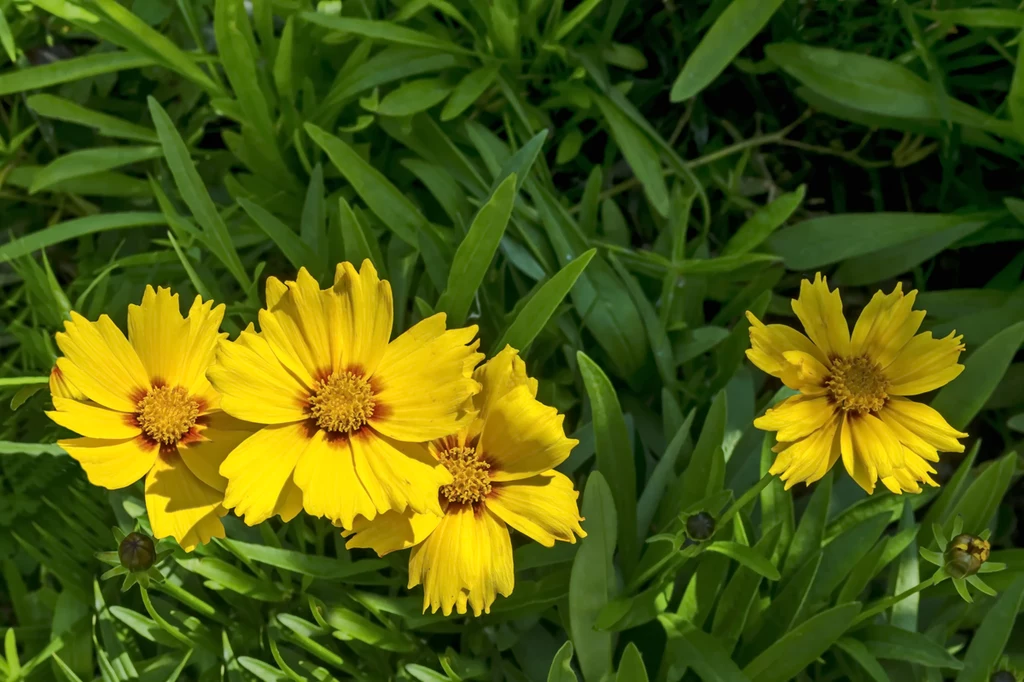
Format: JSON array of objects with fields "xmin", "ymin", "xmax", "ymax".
[
  {"xmin": 136, "ymin": 385, "xmax": 199, "ymax": 445},
  {"xmin": 308, "ymin": 371, "xmax": 375, "ymax": 433},
  {"xmin": 438, "ymin": 446, "xmax": 491, "ymax": 504},
  {"xmin": 826, "ymin": 355, "xmax": 888, "ymax": 413}
]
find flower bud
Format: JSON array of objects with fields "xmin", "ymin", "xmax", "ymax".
[
  {"xmin": 944, "ymin": 533, "xmax": 990, "ymax": 579},
  {"xmin": 686, "ymin": 512, "xmax": 716, "ymax": 541},
  {"xmin": 119, "ymin": 532, "xmax": 155, "ymax": 572}
]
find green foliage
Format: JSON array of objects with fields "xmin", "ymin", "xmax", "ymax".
[{"xmin": 1, "ymin": 0, "xmax": 1024, "ymax": 680}]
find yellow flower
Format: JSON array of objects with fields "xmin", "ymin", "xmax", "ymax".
[
  {"xmin": 746, "ymin": 274, "xmax": 967, "ymax": 494},
  {"xmin": 208, "ymin": 260, "xmax": 483, "ymax": 529},
  {"xmin": 46, "ymin": 286, "xmax": 257, "ymax": 551},
  {"xmin": 344, "ymin": 346, "xmax": 586, "ymax": 617}
]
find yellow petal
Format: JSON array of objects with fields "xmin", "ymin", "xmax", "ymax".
[
  {"xmin": 275, "ymin": 474, "xmax": 305, "ymax": 522},
  {"xmin": 471, "ymin": 345, "xmax": 538, "ymax": 418},
  {"xmin": 47, "ymin": 396, "xmax": 140, "ymax": 439},
  {"xmin": 128, "ymin": 286, "xmax": 189, "ymax": 387},
  {"xmin": 221, "ymin": 421, "xmax": 312, "ymax": 525},
  {"xmin": 208, "ymin": 329, "xmax": 309, "ymax": 424},
  {"xmin": 745, "ymin": 311, "xmax": 829, "ymax": 391},
  {"xmin": 292, "ymin": 429, "xmax": 378, "ymax": 528},
  {"xmin": 55, "ymin": 313, "xmax": 150, "ymax": 411},
  {"xmin": 349, "ymin": 429, "xmax": 450, "ymax": 519},
  {"xmin": 880, "ymin": 398, "xmax": 966, "ymax": 454},
  {"xmin": 344, "ymin": 508, "xmax": 442, "ymax": 556},
  {"xmin": 791, "ymin": 273, "xmax": 851, "ymax": 358},
  {"xmin": 753, "ymin": 394, "xmax": 836, "ymax": 442},
  {"xmin": 781, "ymin": 350, "xmax": 830, "ymax": 390},
  {"xmin": 840, "ymin": 413, "xmax": 876, "ymax": 494},
  {"xmin": 846, "ymin": 412, "xmax": 905, "ymax": 483},
  {"xmin": 49, "ymin": 364, "xmax": 86, "ymax": 400},
  {"xmin": 60, "ymin": 436, "xmax": 157, "ymax": 489},
  {"xmin": 408, "ymin": 504, "xmax": 514, "ymax": 616},
  {"xmin": 177, "ymin": 412, "xmax": 256, "ymax": 492},
  {"xmin": 370, "ymin": 315, "xmax": 482, "ymax": 442},
  {"xmin": 487, "ymin": 471, "xmax": 585, "ymax": 547},
  {"xmin": 884, "ymin": 331, "xmax": 965, "ymax": 395},
  {"xmin": 850, "ymin": 284, "xmax": 925, "ymax": 366},
  {"xmin": 768, "ymin": 413, "xmax": 841, "ymax": 489},
  {"xmin": 179, "ymin": 296, "xmax": 227, "ymax": 407},
  {"xmin": 481, "ymin": 386, "xmax": 577, "ymax": 482},
  {"xmin": 258, "ymin": 269, "xmax": 328, "ymax": 386},
  {"xmin": 329, "ymin": 260, "xmax": 394, "ymax": 376},
  {"xmin": 146, "ymin": 451, "xmax": 226, "ymax": 552},
  {"xmin": 888, "ymin": 449, "xmax": 940, "ymax": 494}
]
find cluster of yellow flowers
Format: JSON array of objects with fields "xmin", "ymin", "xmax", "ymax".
[
  {"xmin": 44, "ymin": 262, "xmax": 968, "ymax": 615},
  {"xmin": 46, "ymin": 260, "xmax": 585, "ymax": 617}
]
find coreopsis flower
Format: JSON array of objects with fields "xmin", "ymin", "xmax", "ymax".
[
  {"xmin": 746, "ymin": 274, "xmax": 967, "ymax": 494},
  {"xmin": 47, "ymin": 287, "xmax": 257, "ymax": 551},
  {"xmin": 344, "ymin": 346, "xmax": 586, "ymax": 617},
  {"xmin": 208, "ymin": 261, "xmax": 482, "ymax": 528}
]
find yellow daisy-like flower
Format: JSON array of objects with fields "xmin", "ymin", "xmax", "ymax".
[
  {"xmin": 46, "ymin": 286, "xmax": 261, "ymax": 551},
  {"xmin": 208, "ymin": 260, "xmax": 483, "ymax": 529},
  {"xmin": 344, "ymin": 346, "xmax": 586, "ymax": 617},
  {"xmin": 746, "ymin": 274, "xmax": 968, "ymax": 495}
]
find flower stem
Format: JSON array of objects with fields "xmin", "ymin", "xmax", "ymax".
[
  {"xmin": 853, "ymin": 574, "xmax": 939, "ymax": 625},
  {"xmin": 153, "ymin": 579, "xmax": 229, "ymax": 625}
]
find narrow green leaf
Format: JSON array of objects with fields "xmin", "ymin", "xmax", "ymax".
[
  {"xmin": 337, "ymin": 197, "xmax": 380, "ymax": 270},
  {"xmin": 377, "ymin": 78, "xmax": 452, "ymax": 116},
  {"xmin": 0, "ymin": 212, "xmax": 167, "ymax": 261},
  {"xmin": 860, "ymin": 625, "xmax": 962, "ymax": 669},
  {"xmin": 678, "ymin": 390, "xmax": 727, "ymax": 509},
  {"xmin": 932, "ymin": 321, "xmax": 1024, "ymax": 430},
  {"xmin": 442, "ymin": 65, "xmax": 499, "ymax": 121},
  {"xmin": 706, "ymin": 541, "xmax": 781, "ymax": 581},
  {"xmin": 436, "ymin": 174, "xmax": 516, "ymax": 325},
  {"xmin": 306, "ymin": 123, "xmax": 427, "ymax": 246},
  {"xmin": 554, "ymin": 0, "xmax": 603, "ymax": 41},
  {"xmin": 660, "ymin": 615, "xmax": 752, "ymax": 682},
  {"xmin": 615, "ymin": 643, "xmax": 648, "ymax": 682},
  {"xmin": 569, "ymin": 472, "xmax": 617, "ymax": 682},
  {"xmin": 494, "ymin": 249, "xmax": 595, "ymax": 351},
  {"xmin": 1011, "ymin": 30, "xmax": 1024, "ymax": 141},
  {"xmin": 592, "ymin": 94, "xmax": 669, "ymax": 216},
  {"xmin": 743, "ymin": 603, "xmax": 862, "ymax": 682},
  {"xmin": 53, "ymin": 654, "xmax": 86, "ymax": 682},
  {"xmin": 636, "ymin": 411, "xmax": 694, "ymax": 537},
  {"xmin": 0, "ymin": 9, "xmax": 15, "ymax": 63},
  {"xmin": 300, "ymin": 164, "xmax": 328, "ymax": 279},
  {"xmin": 919, "ymin": 440, "xmax": 980, "ymax": 542},
  {"xmin": 944, "ymin": 452, "xmax": 1017, "ymax": 538},
  {"xmin": 176, "ymin": 557, "xmax": 286, "ymax": 601},
  {"xmin": 492, "ymin": 129, "xmax": 548, "ymax": 195},
  {"xmin": 835, "ymin": 638, "xmax": 891, "ymax": 682},
  {"xmin": 741, "ymin": 554, "xmax": 822, "ymax": 659},
  {"xmin": 712, "ymin": 526, "xmax": 783, "ymax": 651},
  {"xmin": 956, "ymin": 576, "xmax": 1024, "ymax": 682},
  {"xmin": 30, "ymin": 146, "xmax": 161, "ymax": 194},
  {"xmin": 783, "ymin": 471, "xmax": 832, "ymax": 577},
  {"xmin": 670, "ymin": 0, "xmax": 786, "ymax": 101},
  {"xmin": 547, "ymin": 641, "xmax": 577, "ymax": 682},
  {"xmin": 239, "ymin": 199, "xmax": 320, "ymax": 271},
  {"xmin": 0, "ymin": 52, "xmax": 155, "ymax": 96},
  {"xmin": 722, "ymin": 185, "xmax": 806, "ymax": 256},
  {"xmin": 919, "ymin": 9, "xmax": 1024, "ymax": 28},
  {"xmin": 891, "ymin": 501, "xmax": 920, "ymax": 630},
  {"xmin": 27, "ymin": 94, "xmax": 158, "ymax": 142},
  {"xmin": 300, "ymin": 13, "xmax": 470, "ymax": 54}
]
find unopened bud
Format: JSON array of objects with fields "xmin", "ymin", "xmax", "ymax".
[
  {"xmin": 944, "ymin": 534, "xmax": 990, "ymax": 579},
  {"xmin": 686, "ymin": 512, "xmax": 716, "ymax": 541},
  {"xmin": 119, "ymin": 532, "xmax": 155, "ymax": 572}
]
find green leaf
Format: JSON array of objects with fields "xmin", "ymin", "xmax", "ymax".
[
  {"xmin": 569, "ymin": 472, "xmax": 617, "ymax": 682},
  {"xmin": 337, "ymin": 197, "xmax": 381, "ymax": 270},
  {"xmin": 29, "ymin": 146, "xmax": 161, "ymax": 194},
  {"xmin": 547, "ymin": 641, "xmax": 577, "ymax": 682},
  {"xmin": 300, "ymin": 13, "xmax": 470, "ymax": 54},
  {"xmin": 712, "ymin": 525, "xmax": 783, "ymax": 651},
  {"xmin": 932, "ymin": 321, "xmax": 1024, "ymax": 430},
  {"xmin": 0, "ymin": 212, "xmax": 167, "ymax": 261},
  {"xmin": 860, "ymin": 625, "xmax": 963, "ymax": 669},
  {"xmin": 809, "ymin": 513, "xmax": 892, "ymax": 604},
  {"xmin": 176, "ymin": 557, "xmax": 286, "ymax": 601},
  {"xmin": 26, "ymin": 94, "xmax": 158, "ymax": 142},
  {"xmin": 218, "ymin": 539, "xmax": 386, "ymax": 580},
  {"xmin": 306, "ymin": 123, "xmax": 427, "ymax": 247},
  {"xmin": 768, "ymin": 213, "xmax": 984, "ymax": 270},
  {"xmin": 1011, "ymin": 30, "xmax": 1024, "ymax": 139},
  {"xmin": 53, "ymin": 654, "xmax": 87, "ymax": 682},
  {"xmin": 592, "ymin": 93, "xmax": 669, "ymax": 217},
  {"xmin": 577, "ymin": 352, "xmax": 638, "ymax": 575},
  {"xmin": 0, "ymin": 52, "xmax": 155, "ymax": 96},
  {"xmin": 944, "ymin": 452, "xmax": 1017, "ymax": 538},
  {"xmin": 706, "ymin": 541, "xmax": 781, "ymax": 581},
  {"xmin": 722, "ymin": 185, "xmax": 806, "ymax": 256},
  {"xmin": 670, "ymin": 0, "xmax": 787, "ymax": 101},
  {"xmin": 783, "ymin": 471, "xmax": 832, "ymax": 578},
  {"xmin": 891, "ymin": 501, "xmax": 921, "ymax": 630},
  {"xmin": 918, "ymin": 8, "xmax": 1024, "ymax": 28},
  {"xmin": 0, "ymin": 9, "xmax": 15, "ymax": 63},
  {"xmin": 494, "ymin": 249, "xmax": 595, "ymax": 351},
  {"xmin": 636, "ymin": 411, "xmax": 694, "ymax": 537},
  {"xmin": 660, "ymin": 615, "xmax": 752, "ymax": 682},
  {"xmin": 492, "ymin": 129, "xmax": 549, "ymax": 195},
  {"xmin": 442, "ymin": 65, "xmax": 499, "ymax": 121},
  {"xmin": 615, "ymin": 642, "xmax": 648, "ymax": 682},
  {"xmin": 955, "ymin": 576, "xmax": 1024, "ymax": 682},
  {"xmin": 678, "ymin": 390, "xmax": 727, "ymax": 511},
  {"xmin": 436, "ymin": 174, "xmax": 517, "ymax": 326},
  {"xmin": 239, "ymin": 199, "xmax": 317, "ymax": 272},
  {"xmin": 554, "ymin": 0, "xmax": 603, "ymax": 40},
  {"xmin": 300, "ymin": 164, "xmax": 328, "ymax": 279},
  {"xmin": 148, "ymin": 97, "xmax": 250, "ymax": 290},
  {"xmin": 835, "ymin": 638, "xmax": 891, "ymax": 682},
  {"xmin": 377, "ymin": 78, "xmax": 453, "ymax": 116},
  {"xmin": 743, "ymin": 602, "xmax": 862, "ymax": 682},
  {"xmin": 740, "ymin": 554, "xmax": 822, "ymax": 659}
]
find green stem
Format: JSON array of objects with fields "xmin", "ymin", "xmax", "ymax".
[
  {"xmin": 720, "ymin": 473, "xmax": 774, "ymax": 527},
  {"xmin": 140, "ymin": 587, "xmax": 197, "ymax": 648},
  {"xmin": 153, "ymin": 579, "xmax": 230, "ymax": 626},
  {"xmin": 853, "ymin": 574, "xmax": 939, "ymax": 625}
]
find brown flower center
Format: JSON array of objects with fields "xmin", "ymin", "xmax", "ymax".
[
  {"xmin": 136, "ymin": 385, "xmax": 199, "ymax": 445},
  {"xmin": 826, "ymin": 355, "xmax": 888, "ymax": 413},
  {"xmin": 438, "ymin": 446, "xmax": 491, "ymax": 504},
  {"xmin": 308, "ymin": 371, "xmax": 375, "ymax": 433}
]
